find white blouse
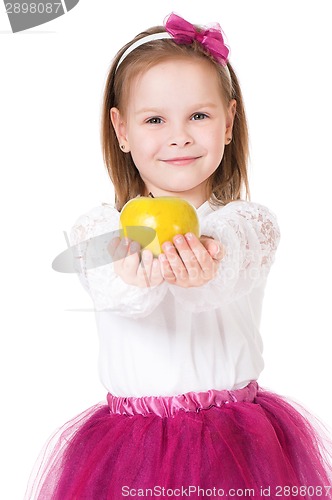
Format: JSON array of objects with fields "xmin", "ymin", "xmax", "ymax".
[{"xmin": 70, "ymin": 199, "xmax": 280, "ymax": 397}]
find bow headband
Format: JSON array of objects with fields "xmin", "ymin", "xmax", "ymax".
[{"xmin": 116, "ymin": 13, "xmax": 230, "ymax": 72}]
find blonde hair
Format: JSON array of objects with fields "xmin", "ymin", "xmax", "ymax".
[{"xmin": 101, "ymin": 25, "xmax": 250, "ymax": 211}]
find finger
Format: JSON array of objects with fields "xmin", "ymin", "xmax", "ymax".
[
  {"xmin": 161, "ymin": 241, "xmax": 188, "ymax": 281},
  {"xmin": 107, "ymin": 236, "xmax": 121, "ymax": 259},
  {"xmin": 108, "ymin": 238, "xmax": 130, "ymax": 278},
  {"xmin": 184, "ymin": 233, "xmax": 214, "ymax": 274},
  {"xmin": 128, "ymin": 240, "xmax": 141, "ymax": 257},
  {"xmin": 158, "ymin": 252, "xmax": 176, "ymax": 283},
  {"xmin": 111, "ymin": 237, "xmax": 132, "ymax": 263},
  {"xmin": 146, "ymin": 257, "xmax": 164, "ymax": 287},
  {"xmin": 122, "ymin": 246, "xmax": 140, "ymax": 273},
  {"xmin": 151, "ymin": 258, "xmax": 164, "ymax": 285},
  {"xmin": 137, "ymin": 249, "xmax": 154, "ymax": 286},
  {"xmin": 117, "ymin": 238, "xmax": 141, "ymax": 263},
  {"xmin": 201, "ymin": 239, "xmax": 224, "ymax": 279},
  {"xmin": 172, "ymin": 235, "xmax": 200, "ymax": 279},
  {"xmin": 200, "ymin": 237, "xmax": 225, "ymax": 261}
]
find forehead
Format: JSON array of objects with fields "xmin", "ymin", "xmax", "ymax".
[{"xmin": 127, "ymin": 57, "xmax": 224, "ymax": 110}]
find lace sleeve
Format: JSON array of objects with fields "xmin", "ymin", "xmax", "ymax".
[
  {"xmin": 69, "ymin": 203, "xmax": 168, "ymax": 318},
  {"xmin": 168, "ymin": 201, "xmax": 280, "ymax": 312}
]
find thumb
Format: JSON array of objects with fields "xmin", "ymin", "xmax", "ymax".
[{"xmin": 200, "ymin": 237, "xmax": 225, "ymax": 260}]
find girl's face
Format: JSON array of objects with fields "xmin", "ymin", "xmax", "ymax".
[{"xmin": 111, "ymin": 58, "xmax": 236, "ymax": 208}]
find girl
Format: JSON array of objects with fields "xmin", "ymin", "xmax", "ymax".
[{"xmin": 27, "ymin": 12, "xmax": 332, "ymax": 499}]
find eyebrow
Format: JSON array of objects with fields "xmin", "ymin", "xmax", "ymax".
[{"xmin": 135, "ymin": 103, "xmax": 219, "ymax": 115}]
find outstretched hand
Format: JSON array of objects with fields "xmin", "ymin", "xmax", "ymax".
[
  {"xmin": 158, "ymin": 233, "xmax": 224, "ymax": 288},
  {"xmin": 107, "ymin": 237, "xmax": 164, "ymax": 288}
]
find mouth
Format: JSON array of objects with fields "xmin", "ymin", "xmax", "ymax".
[{"xmin": 161, "ymin": 156, "xmax": 201, "ymax": 166}]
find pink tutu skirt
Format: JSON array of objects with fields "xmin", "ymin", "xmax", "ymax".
[{"xmin": 26, "ymin": 381, "xmax": 332, "ymax": 499}]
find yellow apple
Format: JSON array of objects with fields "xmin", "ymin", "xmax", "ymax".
[{"xmin": 119, "ymin": 195, "xmax": 200, "ymax": 256}]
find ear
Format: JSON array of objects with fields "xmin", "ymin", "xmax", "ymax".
[
  {"xmin": 225, "ymin": 99, "xmax": 237, "ymax": 141},
  {"xmin": 110, "ymin": 107, "xmax": 130, "ymax": 152}
]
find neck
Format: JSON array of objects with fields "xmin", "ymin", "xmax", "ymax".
[{"xmin": 142, "ymin": 187, "xmax": 208, "ymax": 209}]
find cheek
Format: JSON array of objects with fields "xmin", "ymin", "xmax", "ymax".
[
  {"xmin": 205, "ymin": 129, "xmax": 224, "ymax": 155},
  {"xmin": 129, "ymin": 136, "xmax": 159, "ymax": 169},
  {"xmin": 132, "ymin": 132, "xmax": 162, "ymax": 157}
]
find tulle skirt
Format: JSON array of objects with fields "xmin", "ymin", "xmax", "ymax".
[{"xmin": 25, "ymin": 381, "xmax": 332, "ymax": 499}]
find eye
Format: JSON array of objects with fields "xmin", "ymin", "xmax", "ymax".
[
  {"xmin": 146, "ymin": 117, "xmax": 163, "ymax": 124},
  {"xmin": 191, "ymin": 112, "xmax": 208, "ymax": 121}
]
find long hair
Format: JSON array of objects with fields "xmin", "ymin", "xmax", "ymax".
[{"xmin": 101, "ymin": 25, "xmax": 250, "ymax": 211}]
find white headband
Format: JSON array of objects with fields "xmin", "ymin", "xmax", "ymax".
[{"xmin": 116, "ymin": 32, "xmax": 172, "ymax": 71}]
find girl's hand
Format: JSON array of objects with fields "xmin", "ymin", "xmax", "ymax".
[
  {"xmin": 158, "ymin": 233, "xmax": 224, "ymax": 288},
  {"xmin": 107, "ymin": 237, "xmax": 164, "ymax": 288}
]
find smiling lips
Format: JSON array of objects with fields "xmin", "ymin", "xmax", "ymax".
[{"xmin": 161, "ymin": 156, "xmax": 200, "ymax": 166}]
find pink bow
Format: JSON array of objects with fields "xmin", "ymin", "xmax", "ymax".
[{"xmin": 164, "ymin": 13, "xmax": 229, "ymax": 66}]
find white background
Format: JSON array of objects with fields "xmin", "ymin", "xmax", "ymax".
[{"xmin": 1, "ymin": 1, "xmax": 331, "ymax": 498}]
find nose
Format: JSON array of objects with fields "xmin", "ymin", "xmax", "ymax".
[{"xmin": 169, "ymin": 123, "xmax": 193, "ymax": 148}]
